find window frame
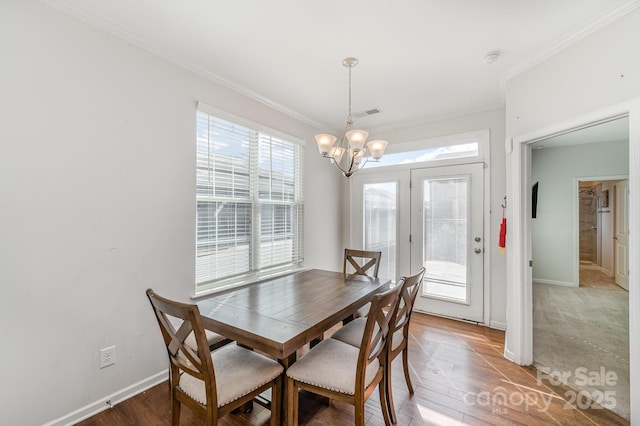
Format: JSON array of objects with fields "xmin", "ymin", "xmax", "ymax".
[{"xmin": 195, "ymin": 102, "xmax": 305, "ymax": 296}]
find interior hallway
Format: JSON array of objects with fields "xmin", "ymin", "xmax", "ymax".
[{"xmin": 533, "ymin": 266, "xmax": 629, "ymax": 420}]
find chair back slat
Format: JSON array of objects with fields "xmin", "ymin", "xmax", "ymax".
[
  {"xmin": 343, "ymin": 249, "xmax": 382, "ymax": 277},
  {"xmin": 392, "ymin": 267, "xmax": 426, "ymax": 335},
  {"xmin": 356, "ymin": 283, "xmax": 403, "ymax": 387}
]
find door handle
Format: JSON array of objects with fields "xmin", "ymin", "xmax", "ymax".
[{"xmin": 474, "ymin": 248, "xmax": 482, "ymax": 254}]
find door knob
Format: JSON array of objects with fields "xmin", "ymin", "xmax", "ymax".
[
  {"xmin": 474, "ymin": 237, "xmax": 481, "ymax": 242},
  {"xmin": 474, "ymin": 248, "xmax": 482, "ymax": 254}
]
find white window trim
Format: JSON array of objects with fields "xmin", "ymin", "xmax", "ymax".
[
  {"xmin": 194, "ymin": 102, "xmax": 304, "ymax": 296},
  {"xmin": 196, "ymin": 102, "xmax": 306, "ymax": 147}
]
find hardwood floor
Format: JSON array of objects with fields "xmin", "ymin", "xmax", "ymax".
[
  {"xmin": 579, "ymin": 265, "xmax": 623, "ymax": 290},
  {"xmin": 77, "ymin": 314, "xmax": 629, "ymax": 425}
]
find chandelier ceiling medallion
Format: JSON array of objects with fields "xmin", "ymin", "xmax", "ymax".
[{"xmin": 315, "ymin": 57, "xmax": 388, "ymax": 178}]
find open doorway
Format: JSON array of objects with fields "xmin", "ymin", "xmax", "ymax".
[
  {"xmin": 578, "ymin": 178, "xmax": 628, "ymax": 290},
  {"xmin": 529, "ymin": 118, "xmax": 629, "ymax": 419},
  {"xmin": 506, "ymin": 100, "xmax": 639, "ymax": 424}
]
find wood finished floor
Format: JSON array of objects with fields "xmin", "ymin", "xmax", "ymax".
[
  {"xmin": 579, "ymin": 266, "xmax": 623, "ymax": 290},
  {"xmin": 77, "ymin": 314, "xmax": 629, "ymax": 425}
]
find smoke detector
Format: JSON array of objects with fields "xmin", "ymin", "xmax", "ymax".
[{"xmin": 483, "ymin": 50, "xmax": 501, "ymax": 64}]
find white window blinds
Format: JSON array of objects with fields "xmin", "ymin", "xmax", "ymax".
[{"xmin": 196, "ymin": 107, "xmax": 304, "ymax": 291}]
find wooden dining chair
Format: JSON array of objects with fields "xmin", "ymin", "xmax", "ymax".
[
  {"xmin": 146, "ymin": 289, "xmax": 284, "ymax": 426},
  {"xmin": 286, "ymin": 284, "xmax": 402, "ymax": 426},
  {"xmin": 330, "ymin": 267, "xmax": 426, "ymax": 424},
  {"xmin": 383, "ymin": 267, "xmax": 425, "ymax": 423},
  {"xmin": 343, "ymin": 248, "xmax": 382, "ymax": 321},
  {"xmin": 343, "ymin": 248, "xmax": 382, "ymax": 277}
]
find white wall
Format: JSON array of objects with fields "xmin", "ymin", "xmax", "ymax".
[
  {"xmin": 503, "ymin": 0, "xmax": 640, "ymax": 391},
  {"xmin": 375, "ymin": 108, "xmax": 507, "ymax": 328},
  {"xmin": 531, "ymin": 141, "xmax": 628, "ymax": 286},
  {"xmin": 0, "ymin": 2, "xmax": 343, "ymax": 425},
  {"xmin": 505, "ymin": 8, "xmax": 640, "ymax": 137}
]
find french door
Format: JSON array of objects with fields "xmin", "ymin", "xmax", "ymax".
[
  {"xmin": 410, "ymin": 164, "xmax": 484, "ymax": 322},
  {"xmin": 351, "ymin": 162, "xmax": 484, "ymax": 323}
]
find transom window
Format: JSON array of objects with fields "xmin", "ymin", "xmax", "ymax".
[{"xmin": 196, "ymin": 104, "xmax": 304, "ymax": 293}]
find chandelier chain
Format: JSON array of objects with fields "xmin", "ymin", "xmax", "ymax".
[{"xmin": 347, "ymin": 63, "xmax": 353, "ymax": 124}]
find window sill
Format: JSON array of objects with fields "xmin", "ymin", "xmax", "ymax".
[{"xmin": 191, "ymin": 266, "xmax": 308, "ymax": 300}]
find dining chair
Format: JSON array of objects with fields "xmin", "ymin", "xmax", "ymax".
[
  {"xmin": 146, "ymin": 289, "xmax": 284, "ymax": 426},
  {"xmin": 286, "ymin": 284, "xmax": 402, "ymax": 426},
  {"xmin": 343, "ymin": 248, "xmax": 382, "ymax": 277},
  {"xmin": 330, "ymin": 267, "xmax": 426, "ymax": 424},
  {"xmin": 343, "ymin": 248, "xmax": 382, "ymax": 320}
]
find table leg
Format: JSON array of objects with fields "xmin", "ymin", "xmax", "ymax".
[{"xmin": 279, "ymin": 352, "xmax": 296, "ymax": 426}]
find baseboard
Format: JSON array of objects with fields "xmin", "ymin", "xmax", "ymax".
[
  {"xmin": 504, "ymin": 347, "xmax": 515, "ymax": 362},
  {"xmin": 601, "ymin": 267, "xmax": 614, "ymax": 277},
  {"xmin": 489, "ymin": 321, "xmax": 507, "ymax": 331},
  {"xmin": 42, "ymin": 370, "xmax": 167, "ymax": 426},
  {"xmin": 532, "ymin": 278, "xmax": 577, "ymax": 287}
]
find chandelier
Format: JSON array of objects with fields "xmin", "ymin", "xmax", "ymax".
[{"xmin": 315, "ymin": 57, "xmax": 388, "ymax": 178}]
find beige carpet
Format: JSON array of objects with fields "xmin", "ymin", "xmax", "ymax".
[{"xmin": 533, "ymin": 270, "xmax": 629, "ymax": 420}]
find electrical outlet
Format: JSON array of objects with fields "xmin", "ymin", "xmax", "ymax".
[{"xmin": 100, "ymin": 346, "xmax": 116, "ymax": 368}]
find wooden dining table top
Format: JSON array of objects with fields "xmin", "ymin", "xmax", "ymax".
[{"xmin": 196, "ymin": 268, "xmax": 390, "ymax": 362}]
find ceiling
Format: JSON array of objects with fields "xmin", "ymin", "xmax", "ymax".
[{"xmin": 43, "ymin": 0, "xmax": 638, "ymax": 133}]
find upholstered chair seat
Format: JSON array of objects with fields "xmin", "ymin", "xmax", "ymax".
[
  {"xmin": 332, "ymin": 318, "xmax": 405, "ymax": 352},
  {"xmin": 184, "ymin": 329, "xmax": 229, "ymax": 352},
  {"xmin": 286, "ymin": 339, "xmax": 379, "ymax": 395},
  {"xmin": 179, "ymin": 344, "xmax": 283, "ymax": 407}
]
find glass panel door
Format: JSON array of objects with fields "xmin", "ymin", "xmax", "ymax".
[
  {"xmin": 412, "ymin": 163, "xmax": 484, "ymax": 322},
  {"xmin": 363, "ymin": 182, "xmax": 397, "ymax": 282},
  {"xmin": 350, "ymin": 169, "xmax": 410, "ymax": 283},
  {"xmin": 422, "ymin": 176, "xmax": 469, "ymax": 303}
]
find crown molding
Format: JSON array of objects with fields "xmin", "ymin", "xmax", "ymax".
[
  {"xmin": 367, "ymin": 102, "xmax": 506, "ymax": 135},
  {"xmin": 500, "ymin": 0, "xmax": 640, "ymax": 85},
  {"xmin": 40, "ymin": 0, "xmax": 324, "ymax": 129}
]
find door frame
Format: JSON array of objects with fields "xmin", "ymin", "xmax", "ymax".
[
  {"xmin": 575, "ymin": 175, "xmax": 628, "ymax": 285},
  {"xmin": 349, "ymin": 129, "xmax": 492, "ymax": 325},
  {"xmin": 505, "ymin": 99, "xmax": 640, "ymax": 421}
]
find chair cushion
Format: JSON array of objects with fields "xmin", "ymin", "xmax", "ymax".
[
  {"xmin": 332, "ymin": 317, "xmax": 406, "ymax": 352},
  {"xmin": 179, "ymin": 344, "xmax": 283, "ymax": 407},
  {"xmin": 355, "ymin": 302, "xmax": 370, "ymax": 318},
  {"xmin": 330, "ymin": 317, "xmax": 367, "ymax": 347},
  {"xmin": 286, "ymin": 338, "xmax": 380, "ymax": 395},
  {"xmin": 168, "ymin": 317, "xmax": 227, "ymax": 351},
  {"xmin": 184, "ymin": 329, "xmax": 227, "ymax": 351}
]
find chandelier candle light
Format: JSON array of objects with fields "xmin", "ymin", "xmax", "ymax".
[{"xmin": 315, "ymin": 57, "xmax": 388, "ymax": 177}]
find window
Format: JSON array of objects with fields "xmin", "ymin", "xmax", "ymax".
[
  {"xmin": 357, "ymin": 129, "xmax": 487, "ymax": 171},
  {"xmin": 196, "ymin": 105, "xmax": 304, "ymax": 293},
  {"xmin": 366, "ymin": 142, "xmax": 479, "ymax": 168}
]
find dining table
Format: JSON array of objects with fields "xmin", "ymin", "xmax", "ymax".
[{"xmin": 195, "ymin": 268, "xmax": 390, "ymax": 423}]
